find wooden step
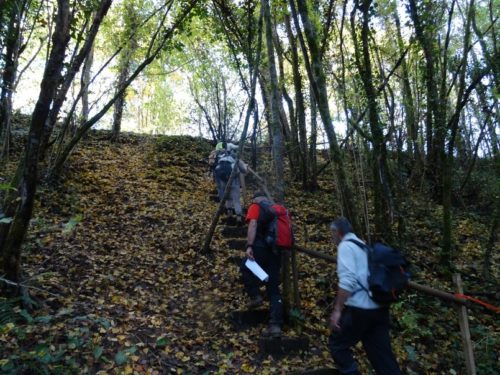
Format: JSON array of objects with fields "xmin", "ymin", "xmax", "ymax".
[
  {"xmin": 289, "ymin": 368, "xmax": 339, "ymax": 375},
  {"xmin": 258, "ymin": 336, "xmax": 309, "ymax": 356},
  {"xmin": 226, "ymin": 238, "xmax": 247, "ymax": 250},
  {"xmin": 230, "ymin": 309, "xmax": 269, "ymax": 329},
  {"xmin": 221, "ymin": 217, "xmax": 238, "ymax": 226},
  {"xmin": 221, "ymin": 226, "xmax": 247, "ymax": 238}
]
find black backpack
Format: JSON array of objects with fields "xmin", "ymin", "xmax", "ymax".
[
  {"xmin": 347, "ymin": 239, "xmax": 410, "ymax": 304},
  {"xmin": 256, "ymin": 201, "xmax": 294, "ymax": 249},
  {"xmin": 214, "ymin": 160, "xmax": 233, "ymax": 182}
]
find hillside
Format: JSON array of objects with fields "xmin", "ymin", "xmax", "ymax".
[{"xmin": 0, "ymin": 132, "xmax": 498, "ymax": 374}]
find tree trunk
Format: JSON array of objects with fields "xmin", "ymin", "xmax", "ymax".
[
  {"xmin": 81, "ymin": 45, "xmax": 94, "ymax": 124},
  {"xmin": 290, "ymin": 0, "xmax": 358, "ymax": 229},
  {"xmin": 0, "ymin": 0, "xmax": 26, "ymax": 160},
  {"xmin": 262, "ymin": 0, "xmax": 285, "ymax": 202},
  {"xmin": 251, "ymin": 103, "xmax": 259, "ymax": 170},
  {"xmin": 0, "ymin": 0, "xmax": 72, "ymax": 286},
  {"xmin": 440, "ymin": 0, "xmax": 475, "ymax": 270},
  {"xmin": 408, "ymin": 0, "xmax": 443, "ymax": 193},
  {"xmin": 39, "ymin": 0, "xmax": 112, "ymax": 158},
  {"xmin": 275, "ymin": 32, "xmax": 298, "ymax": 177},
  {"xmin": 111, "ymin": 57, "xmax": 131, "ymax": 142},
  {"xmin": 258, "ymin": 72, "xmax": 272, "ymax": 144},
  {"xmin": 351, "ymin": 0, "xmax": 394, "ymax": 240},
  {"xmin": 309, "ymin": 85, "xmax": 318, "ymax": 191},
  {"xmin": 393, "ymin": 5, "xmax": 419, "ymax": 167},
  {"xmin": 284, "ymin": 13, "xmax": 308, "ymax": 189},
  {"xmin": 111, "ymin": 2, "xmax": 140, "ymax": 143}
]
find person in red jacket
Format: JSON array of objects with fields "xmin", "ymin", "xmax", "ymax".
[{"xmin": 240, "ymin": 191, "xmax": 283, "ymax": 337}]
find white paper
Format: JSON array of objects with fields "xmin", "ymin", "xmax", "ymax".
[{"xmin": 245, "ymin": 259, "xmax": 269, "ymax": 282}]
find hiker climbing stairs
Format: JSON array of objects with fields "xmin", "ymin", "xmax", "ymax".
[{"xmin": 216, "ymin": 211, "xmax": 311, "ymax": 357}]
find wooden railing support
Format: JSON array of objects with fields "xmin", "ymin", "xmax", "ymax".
[
  {"xmin": 293, "ymin": 245, "xmax": 471, "ymax": 306},
  {"xmin": 454, "ymin": 274, "xmax": 477, "ymax": 375}
]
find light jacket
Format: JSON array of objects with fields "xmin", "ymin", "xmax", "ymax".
[
  {"xmin": 337, "ymin": 232, "xmax": 380, "ymax": 309},
  {"xmin": 218, "ymin": 154, "xmax": 248, "ymax": 175}
]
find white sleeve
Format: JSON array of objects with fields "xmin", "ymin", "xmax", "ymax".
[{"xmin": 337, "ymin": 242, "xmax": 359, "ymax": 292}]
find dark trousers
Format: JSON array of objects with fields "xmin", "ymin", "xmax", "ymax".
[
  {"xmin": 329, "ymin": 306, "xmax": 402, "ymax": 375},
  {"xmin": 240, "ymin": 243, "xmax": 283, "ymax": 325}
]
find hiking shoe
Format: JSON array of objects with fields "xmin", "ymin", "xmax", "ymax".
[
  {"xmin": 246, "ymin": 295, "xmax": 264, "ymax": 309},
  {"xmin": 263, "ymin": 324, "xmax": 282, "ymax": 338}
]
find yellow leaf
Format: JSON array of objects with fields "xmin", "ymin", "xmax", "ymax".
[
  {"xmin": 111, "ymin": 295, "xmax": 121, "ymax": 303},
  {"xmin": 241, "ymin": 363, "xmax": 255, "ymax": 373}
]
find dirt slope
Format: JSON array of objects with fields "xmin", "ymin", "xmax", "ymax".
[{"xmin": 0, "ymin": 132, "xmax": 497, "ymax": 374}]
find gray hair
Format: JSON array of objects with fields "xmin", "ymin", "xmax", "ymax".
[{"xmin": 330, "ymin": 217, "xmax": 353, "ymax": 235}]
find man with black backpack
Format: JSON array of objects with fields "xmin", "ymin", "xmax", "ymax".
[
  {"xmin": 213, "ymin": 143, "xmax": 247, "ymax": 223},
  {"xmin": 240, "ymin": 191, "xmax": 294, "ymax": 337},
  {"xmin": 329, "ymin": 217, "xmax": 402, "ymax": 375}
]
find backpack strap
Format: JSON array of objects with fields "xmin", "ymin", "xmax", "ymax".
[
  {"xmin": 346, "ymin": 238, "xmax": 369, "ymax": 251},
  {"xmin": 255, "ymin": 200, "xmax": 273, "ymax": 228},
  {"xmin": 344, "ymin": 238, "xmax": 372, "ymax": 298}
]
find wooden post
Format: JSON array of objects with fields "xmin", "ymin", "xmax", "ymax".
[
  {"xmin": 291, "ymin": 247, "xmax": 300, "ymax": 308},
  {"xmin": 453, "ymin": 274, "xmax": 476, "ymax": 375},
  {"xmin": 240, "ymin": 172, "xmax": 247, "ymax": 208}
]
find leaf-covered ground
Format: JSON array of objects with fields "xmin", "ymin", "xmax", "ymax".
[{"xmin": 0, "ymin": 131, "xmax": 498, "ymax": 374}]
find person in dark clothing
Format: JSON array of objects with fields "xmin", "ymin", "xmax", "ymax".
[
  {"xmin": 329, "ymin": 217, "xmax": 402, "ymax": 375},
  {"xmin": 240, "ymin": 191, "xmax": 283, "ymax": 337}
]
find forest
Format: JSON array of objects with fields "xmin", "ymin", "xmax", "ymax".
[{"xmin": 0, "ymin": 0, "xmax": 498, "ymax": 373}]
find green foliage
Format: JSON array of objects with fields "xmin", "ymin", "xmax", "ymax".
[
  {"xmin": 470, "ymin": 324, "xmax": 499, "ymax": 375},
  {"xmin": 0, "ymin": 308, "xmax": 136, "ymax": 374},
  {"xmin": 0, "ymin": 183, "xmax": 16, "ymax": 191},
  {"xmin": 392, "ymin": 300, "xmax": 433, "ymax": 338},
  {"xmin": 114, "ymin": 346, "xmax": 137, "ymax": 366},
  {"xmin": 288, "ymin": 307, "xmax": 306, "ymax": 333},
  {"xmin": 62, "ymin": 214, "xmax": 83, "ymax": 234},
  {"xmin": 455, "ymin": 158, "xmax": 500, "ymax": 211},
  {"xmin": 0, "ymin": 297, "xmax": 22, "ymax": 326},
  {"xmin": 92, "ymin": 345, "xmax": 103, "ymax": 359},
  {"xmin": 155, "ymin": 336, "xmax": 168, "ymax": 347},
  {"xmin": 114, "ymin": 350, "xmax": 128, "ymax": 365}
]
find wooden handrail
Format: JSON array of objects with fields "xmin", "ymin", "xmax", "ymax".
[{"xmin": 293, "ymin": 245, "xmax": 470, "ymax": 307}]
